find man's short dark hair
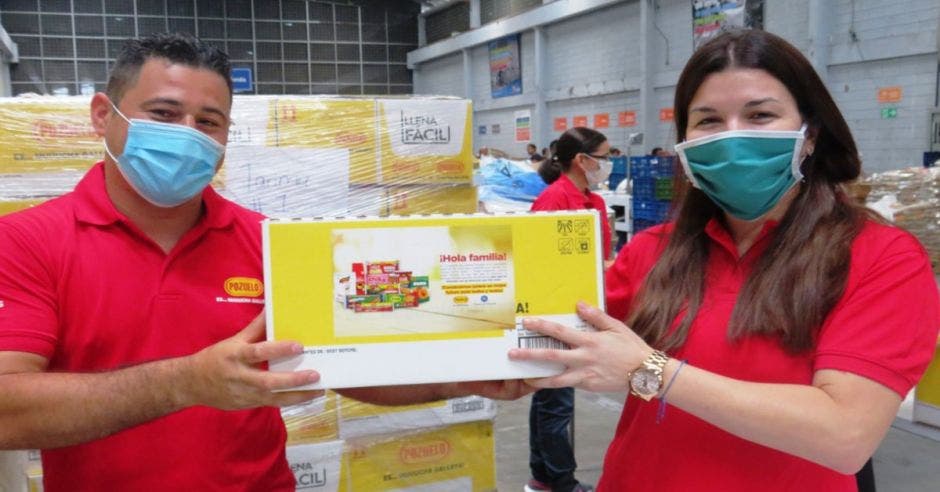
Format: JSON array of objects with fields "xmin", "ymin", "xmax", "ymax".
[{"xmin": 106, "ymin": 32, "xmax": 231, "ymax": 104}]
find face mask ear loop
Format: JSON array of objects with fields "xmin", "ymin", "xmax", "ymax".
[
  {"xmin": 791, "ymin": 123, "xmax": 809, "ymax": 181},
  {"xmin": 109, "ymin": 100, "xmax": 132, "ymax": 125}
]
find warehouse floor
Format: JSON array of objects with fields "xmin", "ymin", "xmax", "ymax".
[{"xmin": 493, "ymin": 390, "xmax": 940, "ymax": 491}]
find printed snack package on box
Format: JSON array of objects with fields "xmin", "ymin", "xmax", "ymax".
[{"xmin": 263, "ymin": 211, "xmax": 604, "ymax": 389}]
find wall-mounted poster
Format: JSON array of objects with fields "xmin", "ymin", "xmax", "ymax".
[
  {"xmin": 489, "ymin": 34, "xmax": 523, "ymax": 98},
  {"xmin": 515, "ymin": 110, "xmax": 531, "ymax": 143},
  {"xmin": 692, "ymin": 0, "xmax": 764, "ymax": 50}
]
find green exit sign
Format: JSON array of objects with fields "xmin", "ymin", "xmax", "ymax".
[{"xmin": 881, "ymin": 107, "xmax": 898, "ymax": 119}]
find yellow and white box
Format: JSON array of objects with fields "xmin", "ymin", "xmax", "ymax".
[
  {"xmin": 343, "ymin": 420, "xmax": 495, "ymax": 492},
  {"xmin": 285, "ymin": 439, "xmax": 345, "ymax": 492},
  {"xmin": 337, "ymin": 393, "xmax": 496, "ymax": 440},
  {"xmin": 263, "ymin": 211, "xmax": 604, "ymax": 389}
]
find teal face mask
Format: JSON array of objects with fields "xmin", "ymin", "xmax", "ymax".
[{"xmin": 674, "ymin": 125, "xmax": 807, "ymax": 221}]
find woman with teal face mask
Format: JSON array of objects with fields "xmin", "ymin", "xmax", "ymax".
[{"xmin": 509, "ymin": 29, "xmax": 940, "ymax": 491}]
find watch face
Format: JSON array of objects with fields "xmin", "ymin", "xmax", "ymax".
[{"xmin": 631, "ymin": 369, "xmax": 661, "ymax": 395}]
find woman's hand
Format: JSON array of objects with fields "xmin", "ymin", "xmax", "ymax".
[{"xmin": 509, "ymin": 301, "xmax": 654, "ymax": 393}]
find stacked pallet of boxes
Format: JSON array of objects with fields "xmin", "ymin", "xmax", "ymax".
[
  {"xmin": 0, "ymin": 96, "xmax": 103, "ymax": 217},
  {"xmin": 630, "ymin": 156, "xmax": 676, "ymax": 233},
  {"xmin": 0, "ymin": 95, "xmax": 497, "ymax": 490},
  {"xmin": 0, "ymin": 95, "xmax": 479, "ymax": 219},
  {"xmin": 861, "ymin": 167, "xmax": 940, "ymax": 428},
  {"xmin": 282, "ymin": 393, "xmax": 497, "ymax": 491}
]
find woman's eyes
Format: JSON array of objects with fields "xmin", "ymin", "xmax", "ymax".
[
  {"xmin": 693, "ymin": 117, "xmax": 719, "ymax": 126},
  {"xmin": 749, "ymin": 111, "xmax": 777, "ymax": 120}
]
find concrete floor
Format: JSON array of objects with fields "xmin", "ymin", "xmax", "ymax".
[{"xmin": 493, "ymin": 391, "xmax": 940, "ymax": 491}]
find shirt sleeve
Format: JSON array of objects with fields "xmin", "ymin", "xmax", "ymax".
[
  {"xmin": 814, "ymin": 229, "xmax": 940, "ymax": 396},
  {"xmin": 0, "ymin": 220, "xmax": 59, "ymax": 358},
  {"xmin": 530, "ymin": 191, "xmax": 564, "ymax": 212}
]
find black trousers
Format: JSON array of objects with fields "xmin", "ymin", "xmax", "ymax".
[{"xmin": 856, "ymin": 458, "xmax": 876, "ymax": 492}]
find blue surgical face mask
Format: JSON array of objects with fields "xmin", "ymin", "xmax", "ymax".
[
  {"xmin": 674, "ymin": 125, "xmax": 807, "ymax": 221},
  {"xmin": 104, "ymin": 102, "xmax": 225, "ymax": 208}
]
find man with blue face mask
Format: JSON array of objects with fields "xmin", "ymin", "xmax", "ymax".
[{"xmin": 0, "ymin": 33, "xmax": 527, "ymax": 491}]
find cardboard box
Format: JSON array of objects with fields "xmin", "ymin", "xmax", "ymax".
[
  {"xmin": 282, "ymin": 393, "xmax": 340, "ymax": 445},
  {"xmin": 377, "ymin": 98, "xmax": 474, "ymax": 185},
  {"xmin": 0, "ymin": 97, "xmax": 100, "ymax": 174},
  {"xmin": 383, "ymin": 185, "xmax": 478, "ymax": 216},
  {"xmin": 913, "ymin": 343, "xmax": 940, "ymax": 427},
  {"xmin": 0, "ymin": 199, "xmax": 46, "ymax": 217},
  {"xmin": 285, "ymin": 439, "xmax": 344, "ymax": 492},
  {"xmin": 264, "ymin": 211, "xmax": 604, "ymax": 389},
  {"xmin": 344, "ymin": 421, "xmax": 494, "ymax": 492},
  {"xmin": 337, "ymin": 393, "xmax": 496, "ymax": 440}
]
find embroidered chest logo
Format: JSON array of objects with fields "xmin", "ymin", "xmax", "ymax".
[{"xmin": 216, "ymin": 277, "xmax": 265, "ymax": 304}]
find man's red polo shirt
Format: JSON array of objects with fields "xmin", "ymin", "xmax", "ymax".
[
  {"xmin": 600, "ymin": 219, "xmax": 940, "ymax": 491},
  {"xmin": 531, "ymin": 174, "xmax": 612, "ymax": 259},
  {"xmin": 0, "ymin": 163, "xmax": 294, "ymax": 491}
]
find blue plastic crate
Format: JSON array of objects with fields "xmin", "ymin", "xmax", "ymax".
[
  {"xmin": 633, "ymin": 177, "xmax": 673, "ymax": 201},
  {"xmin": 611, "ymin": 155, "xmax": 627, "ymax": 175},
  {"xmin": 608, "ymin": 172, "xmax": 626, "ymax": 191},
  {"xmin": 632, "ymin": 199, "xmax": 671, "ymax": 222},
  {"xmin": 630, "ymin": 156, "xmax": 676, "ymax": 178},
  {"xmin": 633, "ymin": 218, "xmax": 659, "ymax": 233}
]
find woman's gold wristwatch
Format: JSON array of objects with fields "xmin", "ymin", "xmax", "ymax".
[{"xmin": 628, "ymin": 350, "xmax": 670, "ymax": 401}]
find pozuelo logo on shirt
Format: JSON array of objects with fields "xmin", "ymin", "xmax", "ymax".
[{"xmin": 224, "ymin": 277, "xmax": 263, "ymax": 297}]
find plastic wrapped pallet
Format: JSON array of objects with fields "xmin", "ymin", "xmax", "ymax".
[
  {"xmin": 862, "ymin": 167, "xmax": 940, "ymax": 270},
  {"xmin": 0, "ymin": 95, "xmax": 478, "ymax": 218},
  {"xmin": 284, "ymin": 420, "xmax": 495, "ymax": 492},
  {"xmin": 282, "ymin": 396, "xmax": 497, "ymax": 491},
  {"xmin": 0, "ymin": 94, "xmax": 492, "ymax": 489}
]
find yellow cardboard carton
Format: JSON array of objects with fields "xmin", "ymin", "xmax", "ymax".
[
  {"xmin": 343, "ymin": 421, "xmax": 494, "ymax": 492},
  {"xmin": 264, "ymin": 211, "xmax": 604, "ymax": 389},
  {"xmin": 285, "ymin": 439, "xmax": 344, "ymax": 492},
  {"xmin": 377, "ymin": 98, "xmax": 474, "ymax": 185},
  {"xmin": 337, "ymin": 393, "xmax": 495, "ymax": 439},
  {"xmin": 0, "ymin": 199, "xmax": 47, "ymax": 217},
  {"xmin": 383, "ymin": 185, "xmax": 478, "ymax": 216},
  {"xmin": 0, "ymin": 97, "xmax": 100, "ymax": 174},
  {"xmin": 282, "ymin": 393, "xmax": 340, "ymax": 445},
  {"xmin": 913, "ymin": 343, "xmax": 940, "ymax": 427}
]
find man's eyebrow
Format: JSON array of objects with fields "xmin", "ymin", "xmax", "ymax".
[{"xmin": 140, "ymin": 98, "xmax": 229, "ymax": 122}]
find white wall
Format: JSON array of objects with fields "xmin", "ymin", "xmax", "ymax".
[{"xmin": 413, "ymin": 0, "xmax": 940, "ymax": 171}]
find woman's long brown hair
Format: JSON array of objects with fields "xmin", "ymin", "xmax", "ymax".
[{"xmin": 628, "ymin": 30, "xmax": 874, "ymax": 353}]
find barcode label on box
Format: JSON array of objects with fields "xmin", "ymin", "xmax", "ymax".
[{"xmin": 519, "ymin": 336, "xmax": 569, "ymax": 350}]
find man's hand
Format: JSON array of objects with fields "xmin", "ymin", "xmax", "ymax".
[
  {"xmin": 179, "ymin": 312, "xmax": 323, "ymax": 410},
  {"xmin": 448, "ymin": 379, "xmax": 535, "ymax": 401}
]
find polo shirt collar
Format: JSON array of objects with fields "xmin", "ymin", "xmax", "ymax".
[
  {"xmin": 704, "ymin": 216, "xmax": 780, "ymax": 259},
  {"xmin": 556, "ymin": 174, "xmax": 593, "ymax": 203},
  {"xmin": 74, "ymin": 161, "xmax": 235, "ymax": 230}
]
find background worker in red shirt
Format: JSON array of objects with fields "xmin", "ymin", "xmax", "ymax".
[
  {"xmin": 525, "ymin": 127, "xmax": 612, "ymax": 492},
  {"xmin": 0, "ymin": 32, "xmax": 526, "ymax": 492},
  {"xmin": 511, "ymin": 29, "xmax": 940, "ymax": 491}
]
